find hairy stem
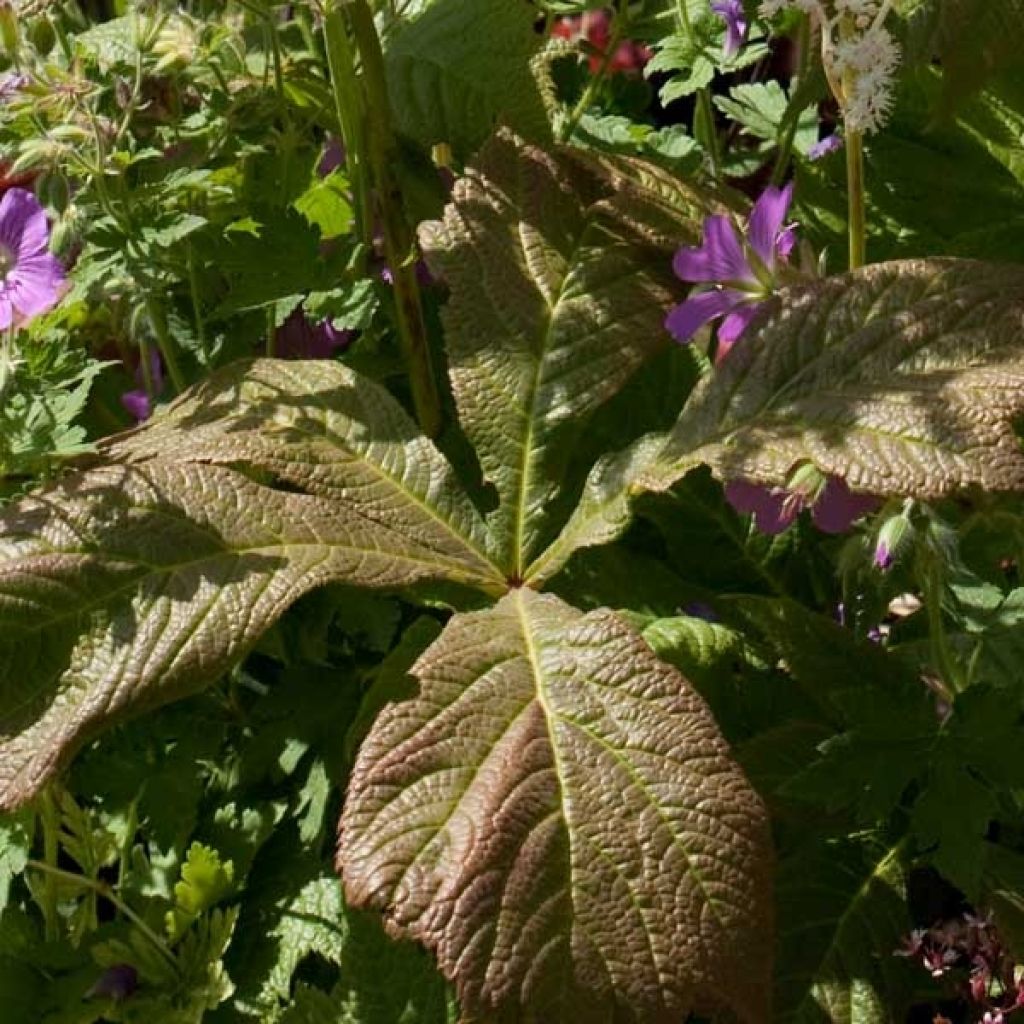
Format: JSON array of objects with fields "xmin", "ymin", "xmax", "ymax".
[
  {"xmin": 345, "ymin": 0, "xmax": 442, "ymax": 437},
  {"xmin": 26, "ymin": 859, "xmax": 179, "ymax": 971},
  {"xmin": 845, "ymin": 129, "xmax": 866, "ymax": 269},
  {"xmin": 144, "ymin": 296, "xmax": 186, "ymax": 394}
]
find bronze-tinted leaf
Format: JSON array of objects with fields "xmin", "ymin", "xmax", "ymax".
[
  {"xmin": 0, "ymin": 459, "xmax": 499, "ymax": 809},
  {"xmin": 340, "ymin": 589, "xmax": 772, "ymax": 1023},
  {"xmin": 421, "ymin": 130, "xmax": 713, "ymax": 576}
]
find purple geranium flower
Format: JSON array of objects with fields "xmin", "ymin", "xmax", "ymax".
[
  {"xmin": 808, "ymin": 133, "xmax": 843, "ymax": 160},
  {"xmin": 121, "ymin": 349, "xmax": 163, "ymax": 423},
  {"xmin": 0, "ymin": 187, "xmax": 65, "ymax": 330},
  {"xmin": 85, "ymin": 963, "xmax": 138, "ymax": 1002},
  {"xmin": 274, "ymin": 305, "xmax": 355, "ymax": 360},
  {"xmin": 666, "ymin": 183, "xmax": 797, "ymax": 361},
  {"xmin": 711, "ymin": 0, "xmax": 748, "ymax": 58},
  {"xmin": 725, "ymin": 474, "xmax": 880, "ymax": 536}
]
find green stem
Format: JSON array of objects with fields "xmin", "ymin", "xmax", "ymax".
[
  {"xmin": 846, "ymin": 129, "xmax": 866, "ymax": 268},
  {"xmin": 144, "ymin": 296, "xmax": 186, "ymax": 394},
  {"xmin": 26, "ymin": 859, "xmax": 179, "ymax": 972},
  {"xmin": 38, "ymin": 792, "xmax": 60, "ymax": 943},
  {"xmin": 345, "ymin": 0, "xmax": 442, "ymax": 437},
  {"xmin": 695, "ymin": 89, "xmax": 721, "ymax": 178},
  {"xmin": 922, "ymin": 567, "xmax": 962, "ymax": 695},
  {"xmin": 770, "ymin": 14, "xmax": 811, "ymax": 185},
  {"xmin": 559, "ymin": 0, "xmax": 627, "ymax": 143},
  {"xmin": 186, "ymin": 243, "xmax": 209, "ymax": 364},
  {"xmin": 323, "ymin": 6, "xmax": 373, "ymax": 260},
  {"xmin": 265, "ymin": 305, "xmax": 277, "ymax": 357}
]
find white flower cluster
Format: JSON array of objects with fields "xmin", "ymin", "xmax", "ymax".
[{"xmin": 757, "ymin": 0, "xmax": 900, "ymax": 134}]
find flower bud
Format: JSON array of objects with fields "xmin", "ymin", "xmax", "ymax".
[{"xmin": 873, "ymin": 511, "xmax": 912, "ymax": 570}]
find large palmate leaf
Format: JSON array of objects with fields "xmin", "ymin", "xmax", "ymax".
[
  {"xmin": 531, "ymin": 258, "xmax": 1024, "ymax": 583},
  {"xmin": 108, "ymin": 359, "xmax": 503, "ymax": 591},
  {"xmin": 420, "ymin": 130, "xmax": 712, "ymax": 576},
  {"xmin": 650, "ymin": 259, "xmax": 1024, "ymax": 496},
  {"xmin": 0, "ymin": 455, "xmax": 500, "ymax": 810},
  {"xmin": 339, "ymin": 588, "xmax": 772, "ymax": 1024},
  {"xmin": 776, "ymin": 839, "xmax": 913, "ymax": 1024}
]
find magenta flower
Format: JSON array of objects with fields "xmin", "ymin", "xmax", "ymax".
[
  {"xmin": 121, "ymin": 349, "xmax": 164, "ymax": 423},
  {"xmin": 0, "ymin": 187, "xmax": 65, "ymax": 330},
  {"xmin": 274, "ymin": 305, "xmax": 354, "ymax": 360},
  {"xmin": 711, "ymin": 1, "xmax": 748, "ymax": 57},
  {"xmin": 725, "ymin": 475, "xmax": 880, "ymax": 536},
  {"xmin": 86, "ymin": 964, "xmax": 138, "ymax": 1002},
  {"xmin": 666, "ymin": 183, "xmax": 797, "ymax": 361},
  {"xmin": 808, "ymin": 133, "xmax": 843, "ymax": 160}
]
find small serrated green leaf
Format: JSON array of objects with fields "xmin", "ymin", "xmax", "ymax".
[{"xmin": 167, "ymin": 843, "xmax": 234, "ymax": 942}]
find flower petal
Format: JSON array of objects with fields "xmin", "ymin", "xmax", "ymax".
[
  {"xmin": 673, "ymin": 214, "xmax": 753, "ymax": 285},
  {"xmin": 712, "ymin": 0, "xmax": 748, "ymax": 57},
  {"xmin": 747, "ymin": 183, "xmax": 793, "ymax": 270},
  {"xmin": 811, "ymin": 476, "xmax": 881, "ymax": 534},
  {"xmin": 725, "ymin": 479, "xmax": 797, "ymax": 535},
  {"xmin": 664, "ymin": 288, "xmax": 743, "ymax": 344},
  {"xmin": 7, "ymin": 253, "xmax": 64, "ymax": 318},
  {"xmin": 121, "ymin": 389, "xmax": 152, "ymax": 422},
  {"xmin": 0, "ymin": 187, "xmax": 48, "ymax": 256},
  {"xmin": 715, "ymin": 302, "xmax": 763, "ymax": 360}
]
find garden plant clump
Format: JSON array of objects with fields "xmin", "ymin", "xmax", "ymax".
[{"xmin": 1, "ymin": 1, "xmax": 1024, "ymax": 1022}]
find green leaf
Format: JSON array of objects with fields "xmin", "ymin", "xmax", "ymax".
[
  {"xmin": 109, "ymin": 359, "xmax": 504, "ymax": 593},
  {"xmin": 0, "ymin": 811, "xmax": 31, "ymax": 912},
  {"xmin": 167, "ymin": 843, "xmax": 235, "ymax": 942},
  {"xmin": 900, "ymin": 0, "xmax": 1024, "ymax": 109},
  {"xmin": 645, "ymin": 259, "xmax": 1024, "ymax": 501},
  {"xmin": 0, "ymin": 451, "xmax": 499, "ymax": 810},
  {"xmin": 383, "ymin": 0, "xmax": 549, "ymax": 159},
  {"xmin": 340, "ymin": 589, "xmax": 772, "ymax": 1024},
  {"xmin": 423, "ymin": 131, "xmax": 710, "ymax": 576},
  {"xmin": 776, "ymin": 838, "xmax": 913, "ymax": 1024}
]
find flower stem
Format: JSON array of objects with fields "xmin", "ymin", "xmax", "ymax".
[
  {"xmin": 26, "ymin": 859, "xmax": 179, "ymax": 972},
  {"xmin": 694, "ymin": 90, "xmax": 722, "ymax": 178},
  {"xmin": 343, "ymin": 0, "xmax": 442, "ymax": 437},
  {"xmin": 845, "ymin": 129, "xmax": 866, "ymax": 269},
  {"xmin": 144, "ymin": 296, "xmax": 186, "ymax": 394},
  {"xmin": 558, "ymin": 0, "xmax": 628, "ymax": 143},
  {"xmin": 770, "ymin": 14, "xmax": 811, "ymax": 186},
  {"xmin": 323, "ymin": 6, "xmax": 373, "ymax": 263}
]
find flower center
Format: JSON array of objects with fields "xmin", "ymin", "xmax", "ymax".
[{"xmin": 0, "ymin": 243, "xmax": 14, "ymax": 279}]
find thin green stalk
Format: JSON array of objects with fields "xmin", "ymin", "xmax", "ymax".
[
  {"xmin": 38, "ymin": 791, "xmax": 60, "ymax": 943},
  {"xmin": 323, "ymin": 6, "xmax": 373, "ymax": 259},
  {"xmin": 673, "ymin": 0, "xmax": 720, "ymax": 178},
  {"xmin": 845, "ymin": 129, "xmax": 866, "ymax": 268},
  {"xmin": 265, "ymin": 305, "xmax": 277, "ymax": 357},
  {"xmin": 266, "ymin": 15, "xmax": 286, "ymax": 106},
  {"xmin": 186, "ymin": 243, "xmax": 209, "ymax": 364},
  {"xmin": 559, "ymin": 0, "xmax": 628, "ymax": 143},
  {"xmin": 144, "ymin": 296, "xmax": 186, "ymax": 394},
  {"xmin": 770, "ymin": 13, "xmax": 811, "ymax": 185},
  {"xmin": 922, "ymin": 567, "xmax": 962, "ymax": 694},
  {"xmin": 26, "ymin": 859, "xmax": 179, "ymax": 972},
  {"xmin": 345, "ymin": 0, "xmax": 442, "ymax": 437}
]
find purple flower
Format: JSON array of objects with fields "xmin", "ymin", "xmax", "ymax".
[
  {"xmin": 0, "ymin": 70, "xmax": 26, "ymax": 102},
  {"xmin": 666, "ymin": 183, "xmax": 797, "ymax": 361},
  {"xmin": 683, "ymin": 600, "xmax": 719, "ymax": 622},
  {"xmin": 85, "ymin": 964, "xmax": 138, "ymax": 1001},
  {"xmin": 0, "ymin": 187, "xmax": 65, "ymax": 330},
  {"xmin": 711, "ymin": 1, "xmax": 748, "ymax": 58},
  {"xmin": 873, "ymin": 541, "xmax": 893, "ymax": 570},
  {"xmin": 121, "ymin": 349, "xmax": 164, "ymax": 422},
  {"xmin": 808, "ymin": 133, "xmax": 844, "ymax": 160},
  {"xmin": 725, "ymin": 474, "xmax": 880, "ymax": 536},
  {"xmin": 274, "ymin": 305, "xmax": 355, "ymax": 360},
  {"xmin": 318, "ymin": 136, "xmax": 345, "ymax": 178}
]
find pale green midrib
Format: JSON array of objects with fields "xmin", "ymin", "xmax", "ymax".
[
  {"xmin": 510, "ymin": 217, "xmax": 596, "ymax": 578},
  {"xmin": 787, "ymin": 841, "xmax": 904, "ymax": 1020},
  {"xmin": 0, "ymin": 531, "xmax": 494, "ymax": 639},
  {"xmin": 131, "ymin": 405, "xmax": 502, "ymax": 579},
  {"xmin": 513, "ymin": 590, "xmax": 579, "ymax": 961}
]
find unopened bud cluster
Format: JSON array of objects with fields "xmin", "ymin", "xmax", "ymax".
[{"xmin": 759, "ymin": 0, "xmax": 900, "ymax": 134}]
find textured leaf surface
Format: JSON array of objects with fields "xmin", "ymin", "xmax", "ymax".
[
  {"xmin": 776, "ymin": 840, "xmax": 912, "ymax": 1024},
  {"xmin": 383, "ymin": 0, "xmax": 549, "ymax": 160},
  {"xmin": 109, "ymin": 358, "xmax": 503, "ymax": 593},
  {"xmin": 339, "ymin": 589, "xmax": 772, "ymax": 1024},
  {"xmin": 421, "ymin": 131, "xmax": 712, "ymax": 575},
  {"xmin": 0, "ymin": 458, "xmax": 498, "ymax": 809},
  {"xmin": 645, "ymin": 259, "xmax": 1024, "ymax": 499}
]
